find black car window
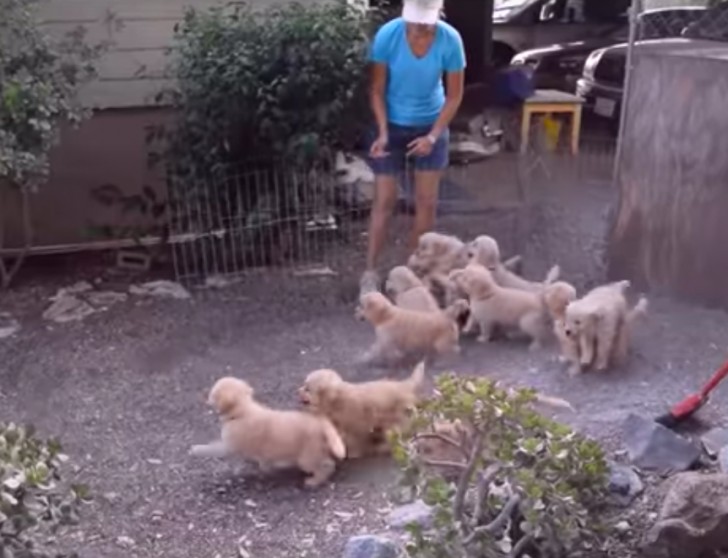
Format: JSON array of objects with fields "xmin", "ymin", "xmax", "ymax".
[
  {"xmin": 638, "ymin": 9, "xmax": 707, "ymax": 39},
  {"xmin": 682, "ymin": 3, "xmax": 728, "ymax": 42}
]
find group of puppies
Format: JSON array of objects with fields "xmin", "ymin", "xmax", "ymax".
[
  {"xmin": 358, "ymin": 231, "xmax": 648, "ymax": 376},
  {"xmin": 190, "ymin": 231, "xmax": 648, "ymax": 487}
]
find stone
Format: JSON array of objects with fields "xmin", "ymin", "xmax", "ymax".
[
  {"xmin": 342, "ymin": 535, "xmax": 399, "ymax": 558},
  {"xmin": 700, "ymin": 427, "xmax": 728, "ymax": 457},
  {"xmin": 641, "ymin": 472, "xmax": 728, "ymax": 558},
  {"xmin": 43, "ymin": 295, "xmax": 96, "ymax": 323},
  {"xmin": 129, "ymin": 280, "xmax": 190, "ymax": 300},
  {"xmin": 607, "ymin": 461, "xmax": 645, "ymax": 506},
  {"xmin": 115, "ymin": 536, "xmax": 136, "ymax": 549},
  {"xmin": 0, "ymin": 313, "xmax": 20, "ymax": 339},
  {"xmin": 622, "ymin": 413, "xmax": 701, "ymax": 474},
  {"xmin": 719, "ymin": 446, "xmax": 728, "ymax": 474},
  {"xmin": 387, "ymin": 499, "xmax": 433, "ymax": 530},
  {"xmin": 615, "ymin": 520, "xmax": 631, "ymax": 534},
  {"xmin": 85, "ymin": 291, "xmax": 128, "ymax": 308}
]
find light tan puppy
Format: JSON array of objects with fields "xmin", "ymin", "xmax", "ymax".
[
  {"xmin": 189, "ymin": 377, "xmax": 346, "ymax": 487},
  {"xmin": 450, "ymin": 263, "xmax": 548, "ymax": 350},
  {"xmin": 467, "ymin": 235, "xmax": 560, "ymax": 293},
  {"xmin": 357, "ymin": 291, "xmax": 468, "ymax": 364},
  {"xmin": 544, "ymin": 281, "xmax": 581, "ymax": 374},
  {"xmin": 611, "ymin": 296, "xmax": 649, "ymax": 367},
  {"xmin": 299, "ymin": 362, "xmax": 425, "ymax": 458},
  {"xmin": 385, "ymin": 266, "xmax": 440, "ymax": 313},
  {"xmin": 564, "ymin": 281, "xmax": 647, "ymax": 373},
  {"xmin": 406, "ymin": 232, "xmax": 470, "ymax": 305}
]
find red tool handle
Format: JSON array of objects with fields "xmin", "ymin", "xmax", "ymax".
[{"xmin": 700, "ymin": 359, "xmax": 728, "ymax": 399}]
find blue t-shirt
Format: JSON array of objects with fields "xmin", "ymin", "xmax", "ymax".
[{"xmin": 369, "ymin": 17, "xmax": 466, "ymax": 127}]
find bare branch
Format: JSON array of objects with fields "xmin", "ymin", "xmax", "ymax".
[
  {"xmin": 413, "ymin": 432, "xmax": 469, "ymax": 459},
  {"xmin": 464, "ymin": 494, "xmax": 521, "ymax": 545},
  {"xmin": 473, "ymin": 463, "xmax": 502, "ymax": 524},
  {"xmin": 421, "ymin": 459, "xmax": 468, "ymax": 470},
  {"xmin": 452, "ymin": 432, "xmax": 485, "ymax": 522},
  {"xmin": 508, "ymin": 532, "xmax": 534, "ymax": 558}
]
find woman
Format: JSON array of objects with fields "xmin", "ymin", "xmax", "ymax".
[{"xmin": 360, "ymin": 0, "xmax": 466, "ymax": 295}]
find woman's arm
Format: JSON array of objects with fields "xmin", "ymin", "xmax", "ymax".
[
  {"xmin": 370, "ymin": 62, "xmax": 389, "ymax": 138},
  {"xmin": 429, "ymin": 70, "xmax": 464, "ymax": 140}
]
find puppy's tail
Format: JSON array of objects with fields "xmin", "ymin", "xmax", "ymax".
[
  {"xmin": 543, "ymin": 265, "xmax": 561, "ymax": 286},
  {"xmin": 444, "ymin": 299, "xmax": 469, "ymax": 322},
  {"xmin": 405, "ymin": 361, "xmax": 426, "ymax": 392},
  {"xmin": 321, "ymin": 418, "xmax": 346, "ymax": 461},
  {"xmin": 502, "ymin": 254, "xmax": 522, "ymax": 273},
  {"xmin": 627, "ymin": 296, "xmax": 648, "ymax": 325}
]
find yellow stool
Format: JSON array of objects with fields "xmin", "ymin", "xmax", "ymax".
[{"xmin": 520, "ymin": 89, "xmax": 584, "ymax": 155}]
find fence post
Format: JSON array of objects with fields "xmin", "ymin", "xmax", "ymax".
[{"xmin": 612, "ymin": 0, "xmax": 641, "ymax": 188}]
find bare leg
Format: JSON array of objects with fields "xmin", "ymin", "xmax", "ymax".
[
  {"xmin": 365, "ymin": 175, "xmax": 398, "ymax": 271},
  {"xmin": 408, "ymin": 170, "xmax": 441, "ymax": 251}
]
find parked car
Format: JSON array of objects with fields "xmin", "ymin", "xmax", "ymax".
[
  {"xmin": 576, "ymin": 4, "xmax": 721, "ymax": 125},
  {"xmin": 491, "ymin": 0, "xmax": 629, "ymax": 67},
  {"xmin": 512, "ymin": 6, "xmax": 707, "ymax": 93}
]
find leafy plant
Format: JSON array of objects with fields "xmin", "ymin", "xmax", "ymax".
[
  {"xmin": 392, "ymin": 375, "xmax": 609, "ymax": 558},
  {"xmin": 0, "ymin": 423, "xmax": 90, "ymax": 558},
  {"xmin": 0, "ymin": 0, "xmax": 105, "ymax": 288}
]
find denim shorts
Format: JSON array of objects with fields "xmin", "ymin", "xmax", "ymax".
[{"xmin": 368, "ymin": 123, "xmax": 450, "ymax": 176}]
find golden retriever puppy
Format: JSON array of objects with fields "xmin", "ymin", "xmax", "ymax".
[
  {"xmin": 450, "ymin": 263, "xmax": 548, "ymax": 350},
  {"xmin": 357, "ymin": 291, "xmax": 468, "ymax": 364},
  {"xmin": 563, "ymin": 281, "xmax": 646, "ymax": 373},
  {"xmin": 467, "ymin": 235, "xmax": 560, "ymax": 293},
  {"xmin": 406, "ymin": 232, "xmax": 469, "ymax": 305},
  {"xmin": 385, "ymin": 266, "xmax": 440, "ymax": 313},
  {"xmin": 189, "ymin": 377, "xmax": 345, "ymax": 487},
  {"xmin": 612, "ymin": 296, "xmax": 649, "ymax": 367},
  {"xmin": 299, "ymin": 362, "xmax": 425, "ymax": 458},
  {"xmin": 544, "ymin": 281, "xmax": 580, "ymax": 374}
]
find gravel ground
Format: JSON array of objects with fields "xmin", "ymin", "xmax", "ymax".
[{"xmin": 1, "ymin": 149, "xmax": 728, "ymax": 558}]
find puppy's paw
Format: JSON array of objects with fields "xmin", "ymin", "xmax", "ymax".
[{"xmin": 189, "ymin": 444, "xmax": 206, "ymax": 457}]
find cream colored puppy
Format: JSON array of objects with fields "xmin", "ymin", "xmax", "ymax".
[
  {"xmin": 467, "ymin": 235, "xmax": 560, "ymax": 293},
  {"xmin": 357, "ymin": 291, "xmax": 468, "ymax": 364},
  {"xmin": 449, "ymin": 263, "xmax": 548, "ymax": 350},
  {"xmin": 189, "ymin": 377, "xmax": 346, "ymax": 487},
  {"xmin": 564, "ymin": 281, "xmax": 647, "ymax": 373},
  {"xmin": 544, "ymin": 281, "xmax": 581, "ymax": 374},
  {"xmin": 299, "ymin": 362, "xmax": 425, "ymax": 458},
  {"xmin": 406, "ymin": 232, "xmax": 470, "ymax": 305},
  {"xmin": 385, "ymin": 266, "xmax": 440, "ymax": 313}
]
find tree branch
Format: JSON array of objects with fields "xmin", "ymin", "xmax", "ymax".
[
  {"xmin": 473, "ymin": 463, "xmax": 502, "ymax": 524},
  {"xmin": 464, "ymin": 494, "xmax": 521, "ymax": 545},
  {"xmin": 452, "ymin": 432, "xmax": 485, "ymax": 522},
  {"xmin": 421, "ymin": 459, "xmax": 468, "ymax": 470},
  {"xmin": 508, "ymin": 532, "xmax": 534, "ymax": 558},
  {"xmin": 413, "ymin": 432, "xmax": 469, "ymax": 459}
]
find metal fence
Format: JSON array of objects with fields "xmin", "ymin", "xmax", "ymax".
[{"xmin": 166, "ymin": 116, "xmax": 617, "ymax": 291}]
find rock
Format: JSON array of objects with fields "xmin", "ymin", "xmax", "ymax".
[
  {"xmin": 0, "ymin": 313, "xmax": 20, "ymax": 339},
  {"xmin": 719, "ymin": 446, "xmax": 728, "ymax": 473},
  {"xmin": 50, "ymin": 281, "xmax": 93, "ymax": 300},
  {"xmin": 642, "ymin": 472, "xmax": 728, "ymax": 558},
  {"xmin": 129, "ymin": 280, "xmax": 190, "ymax": 300},
  {"xmin": 387, "ymin": 499, "xmax": 433, "ymax": 530},
  {"xmin": 342, "ymin": 535, "xmax": 399, "ymax": 558},
  {"xmin": 43, "ymin": 295, "xmax": 96, "ymax": 323},
  {"xmin": 615, "ymin": 520, "xmax": 631, "ymax": 534},
  {"xmin": 607, "ymin": 461, "xmax": 645, "ymax": 505},
  {"xmin": 701, "ymin": 427, "xmax": 728, "ymax": 457},
  {"xmin": 115, "ymin": 536, "xmax": 136, "ymax": 549},
  {"xmin": 85, "ymin": 291, "xmax": 127, "ymax": 308},
  {"xmin": 622, "ymin": 413, "xmax": 701, "ymax": 474}
]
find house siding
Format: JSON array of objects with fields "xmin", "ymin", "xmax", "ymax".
[{"xmin": 38, "ymin": 0, "xmax": 329, "ymax": 109}]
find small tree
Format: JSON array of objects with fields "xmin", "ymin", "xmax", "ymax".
[
  {"xmin": 392, "ymin": 375, "xmax": 609, "ymax": 558},
  {"xmin": 0, "ymin": 0, "xmax": 103, "ymax": 288},
  {"xmin": 0, "ymin": 423, "xmax": 90, "ymax": 557}
]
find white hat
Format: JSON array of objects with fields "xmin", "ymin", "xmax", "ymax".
[{"xmin": 402, "ymin": 0, "xmax": 443, "ymax": 25}]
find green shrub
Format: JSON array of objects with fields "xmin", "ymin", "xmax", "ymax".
[
  {"xmin": 0, "ymin": 423, "xmax": 89, "ymax": 558},
  {"xmin": 391, "ymin": 375, "xmax": 609, "ymax": 558},
  {"xmin": 161, "ymin": 1, "xmax": 389, "ymax": 177}
]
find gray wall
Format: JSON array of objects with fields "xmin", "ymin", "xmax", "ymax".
[{"xmin": 609, "ymin": 45, "xmax": 728, "ymax": 309}]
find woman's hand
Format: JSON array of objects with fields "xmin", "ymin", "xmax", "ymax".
[
  {"xmin": 370, "ymin": 133, "xmax": 389, "ymax": 158},
  {"xmin": 407, "ymin": 135, "xmax": 436, "ymax": 157}
]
